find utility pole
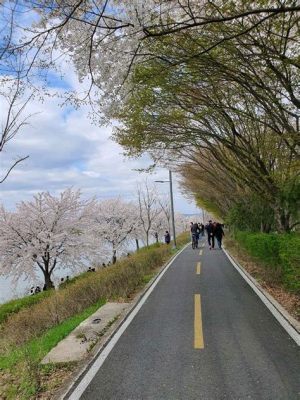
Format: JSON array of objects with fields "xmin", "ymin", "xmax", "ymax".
[
  {"xmin": 169, "ymin": 170, "xmax": 177, "ymax": 248},
  {"xmin": 155, "ymin": 170, "xmax": 177, "ymax": 248}
]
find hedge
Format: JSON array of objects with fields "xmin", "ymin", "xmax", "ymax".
[{"xmin": 234, "ymin": 232, "xmax": 300, "ymax": 293}]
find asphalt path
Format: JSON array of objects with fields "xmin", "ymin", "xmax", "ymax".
[{"xmin": 73, "ymin": 238, "xmax": 300, "ymax": 400}]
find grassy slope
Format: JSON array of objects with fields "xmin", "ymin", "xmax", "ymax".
[
  {"xmin": 0, "ymin": 299, "xmax": 106, "ymax": 370},
  {"xmin": 0, "ymin": 290, "xmax": 54, "ymax": 325}
]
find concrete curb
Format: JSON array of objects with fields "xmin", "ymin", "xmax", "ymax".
[
  {"xmin": 223, "ymin": 247, "xmax": 300, "ymax": 346},
  {"xmin": 59, "ymin": 242, "xmax": 190, "ymax": 400}
]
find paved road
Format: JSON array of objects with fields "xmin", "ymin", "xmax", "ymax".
[{"xmin": 71, "ymin": 238, "xmax": 300, "ymax": 400}]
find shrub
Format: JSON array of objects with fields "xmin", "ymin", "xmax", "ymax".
[
  {"xmin": 234, "ymin": 232, "xmax": 280, "ymax": 266},
  {"xmin": 234, "ymin": 232, "xmax": 300, "ymax": 294},
  {"xmin": 278, "ymin": 235, "xmax": 300, "ymax": 293}
]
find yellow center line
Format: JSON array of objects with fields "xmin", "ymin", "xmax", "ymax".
[
  {"xmin": 196, "ymin": 262, "xmax": 201, "ymax": 275},
  {"xmin": 194, "ymin": 294, "xmax": 204, "ymax": 349},
  {"xmin": 199, "ymin": 249, "xmax": 203, "ymax": 256}
]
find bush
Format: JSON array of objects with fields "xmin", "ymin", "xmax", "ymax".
[
  {"xmin": 234, "ymin": 232, "xmax": 300, "ymax": 294},
  {"xmin": 226, "ymin": 197, "xmax": 274, "ymax": 232},
  {"xmin": 234, "ymin": 232, "xmax": 280, "ymax": 266},
  {"xmin": 278, "ymin": 235, "xmax": 300, "ymax": 292}
]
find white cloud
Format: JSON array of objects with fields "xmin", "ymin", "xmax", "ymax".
[{"xmin": 0, "ymin": 69, "xmax": 199, "ymax": 215}]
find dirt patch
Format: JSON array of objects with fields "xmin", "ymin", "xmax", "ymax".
[
  {"xmin": 36, "ymin": 363, "xmax": 77, "ymax": 400},
  {"xmin": 0, "ymin": 371, "xmax": 12, "ymax": 399},
  {"xmin": 224, "ymin": 237, "xmax": 300, "ymax": 321}
]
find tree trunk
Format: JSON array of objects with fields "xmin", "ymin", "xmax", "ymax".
[
  {"xmin": 135, "ymin": 238, "xmax": 140, "ymax": 250},
  {"xmin": 274, "ymin": 206, "xmax": 291, "ymax": 233},
  {"xmin": 112, "ymin": 249, "xmax": 117, "ymax": 264},
  {"xmin": 43, "ymin": 270, "xmax": 54, "ymax": 290},
  {"xmin": 260, "ymin": 221, "xmax": 271, "ymax": 233},
  {"xmin": 40, "ymin": 257, "xmax": 55, "ymax": 290}
]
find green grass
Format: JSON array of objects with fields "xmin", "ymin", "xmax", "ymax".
[
  {"xmin": 142, "ymin": 273, "xmax": 155, "ymax": 284},
  {"xmin": 234, "ymin": 232, "xmax": 300, "ymax": 293},
  {"xmin": 0, "ymin": 298, "xmax": 106, "ymax": 370},
  {"xmin": 0, "ymin": 290, "xmax": 53, "ymax": 324}
]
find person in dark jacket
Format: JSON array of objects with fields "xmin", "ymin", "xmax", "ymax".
[
  {"xmin": 205, "ymin": 220, "xmax": 215, "ymax": 250},
  {"xmin": 214, "ymin": 223, "xmax": 225, "ymax": 249},
  {"xmin": 191, "ymin": 222, "xmax": 200, "ymax": 248},
  {"xmin": 191, "ymin": 222, "xmax": 200, "ymax": 236},
  {"xmin": 164, "ymin": 231, "xmax": 171, "ymax": 244}
]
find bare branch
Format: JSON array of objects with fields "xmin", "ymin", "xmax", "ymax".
[{"xmin": 0, "ymin": 155, "xmax": 29, "ymax": 183}]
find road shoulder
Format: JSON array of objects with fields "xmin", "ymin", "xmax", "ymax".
[{"xmin": 223, "ymin": 246, "xmax": 300, "ymax": 346}]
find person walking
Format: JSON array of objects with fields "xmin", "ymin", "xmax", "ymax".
[
  {"xmin": 190, "ymin": 222, "xmax": 194, "ymax": 240},
  {"xmin": 205, "ymin": 220, "xmax": 215, "ymax": 250},
  {"xmin": 215, "ymin": 223, "xmax": 225, "ymax": 249},
  {"xmin": 191, "ymin": 222, "xmax": 200, "ymax": 249},
  {"xmin": 164, "ymin": 231, "xmax": 171, "ymax": 244}
]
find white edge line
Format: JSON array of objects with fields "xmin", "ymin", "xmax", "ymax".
[
  {"xmin": 223, "ymin": 248, "xmax": 300, "ymax": 346},
  {"xmin": 67, "ymin": 243, "xmax": 190, "ymax": 400}
]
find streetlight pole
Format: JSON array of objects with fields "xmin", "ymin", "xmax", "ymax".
[
  {"xmin": 169, "ymin": 170, "xmax": 177, "ymax": 248},
  {"xmin": 155, "ymin": 170, "xmax": 177, "ymax": 248}
]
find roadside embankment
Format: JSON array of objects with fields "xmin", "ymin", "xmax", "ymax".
[
  {"xmin": 224, "ymin": 232, "xmax": 300, "ymax": 321},
  {"xmin": 0, "ymin": 233, "xmax": 189, "ymax": 399}
]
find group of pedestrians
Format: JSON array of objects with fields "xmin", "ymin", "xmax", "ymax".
[
  {"xmin": 190, "ymin": 220, "xmax": 224, "ymax": 250},
  {"xmin": 30, "ymin": 285, "xmax": 42, "ymax": 295},
  {"xmin": 205, "ymin": 220, "xmax": 225, "ymax": 250}
]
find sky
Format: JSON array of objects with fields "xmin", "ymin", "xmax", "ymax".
[
  {"xmin": 0, "ymin": 3, "xmax": 201, "ymax": 215},
  {"xmin": 0, "ymin": 75, "xmax": 200, "ymax": 215}
]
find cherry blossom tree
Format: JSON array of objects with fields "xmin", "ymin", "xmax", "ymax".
[
  {"xmin": 93, "ymin": 198, "xmax": 138, "ymax": 264},
  {"xmin": 137, "ymin": 181, "xmax": 162, "ymax": 247},
  {"xmin": 2, "ymin": 1, "xmax": 299, "ymax": 84},
  {"xmin": 0, "ymin": 188, "xmax": 98, "ymax": 289},
  {"xmin": 2, "ymin": 0, "xmax": 299, "ymax": 116},
  {"xmin": 151, "ymin": 208, "xmax": 167, "ymax": 243},
  {"xmin": 175, "ymin": 212, "xmax": 188, "ymax": 235},
  {"xmin": 158, "ymin": 196, "xmax": 171, "ymax": 232},
  {"xmin": 128, "ymin": 216, "xmax": 144, "ymax": 251},
  {"xmin": 152, "ymin": 205, "xmax": 187, "ymax": 243}
]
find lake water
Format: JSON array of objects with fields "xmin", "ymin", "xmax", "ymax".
[
  {"xmin": 0, "ymin": 266, "xmax": 85, "ymax": 303},
  {"xmin": 0, "ymin": 240, "xmax": 145, "ymax": 304}
]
